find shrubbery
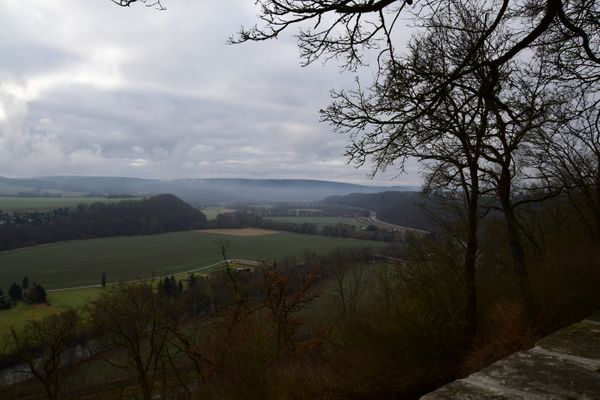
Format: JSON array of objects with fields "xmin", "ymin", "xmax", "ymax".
[
  {"xmin": 25, "ymin": 283, "xmax": 47, "ymax": 304},
  {"xmin": 1, "ymin": 277, "xmax": 48, "ymax": 309}
]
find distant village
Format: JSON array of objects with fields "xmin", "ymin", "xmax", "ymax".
[{"xmin": 0, "ymin": 208, "xmax": 71, "ymax": 226}]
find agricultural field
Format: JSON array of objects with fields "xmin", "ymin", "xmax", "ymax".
[
  {"xmin": 0, "ymin": 259, "xmax": 260, "ymax": 343},
  {"xmin": 199, "ymin": 228, "xmax": 279, "ymax": 236},
  {"xmin": 0, "ymin": 287, "xmax": 104, "ymax": 344},
  {"xmin": 264, "ymin": 216, "xmax": 363, "ymax": 228},
  {"xmin": 0, "ymin": 197, "xmax": 139, "ymax": 211},
  {"xmin": 0, "ymin": 230, "xmax": 385, "ymax": 291},
  {"xmin": 200, "ymin": 207, "xmax": 237, "ymax": 220}
]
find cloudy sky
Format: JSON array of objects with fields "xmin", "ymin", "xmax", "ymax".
[{"xmin": 0, "ymin": 0, "xmax": 420, "ymax": 186}]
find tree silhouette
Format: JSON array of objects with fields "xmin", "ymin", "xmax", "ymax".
[
  {"xmin": 8, "ymin": 282, "xmax": 23, "ymax": 301},
  {"xmin": 26, "ymin": 284, "xmax": 48, "ymax": 304},
  {"xmin": 10, "ymin": 309, "xmax": 81, "ymax": 400}
]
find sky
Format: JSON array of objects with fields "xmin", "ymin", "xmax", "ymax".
[{"xmin": 0, "ymin": 0, "xmax": 420, "ymax": 186}]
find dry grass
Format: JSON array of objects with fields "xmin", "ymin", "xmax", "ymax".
[
  {"xmin": 198, "ymin": 228, "xmax": 281, "ymax": 237},
  {"xmin": 461, "ymin": 300, "xmax": 536, "ymax": 375}
]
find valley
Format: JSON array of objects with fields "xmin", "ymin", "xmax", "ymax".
[{"xmin": 0, "ymin": 228, "xmax": 386, "ymax": 291}]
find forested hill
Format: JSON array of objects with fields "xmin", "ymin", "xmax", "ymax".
[
  {"xmin": 0, "ymin": 194, "xmax": 207, "ymax": 251},
  {"xmin": 323, "ymin": 191, "xmax": 438, "ymax": 232}
]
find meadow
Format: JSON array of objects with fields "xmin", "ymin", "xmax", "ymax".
[
  {"xmin": 0, "ymin": 230, "xmax": 384, "ymax": 290},
  {"xmin": 0, "ymin": 197, "xmax": 138, "ymax": 211},
  {"xmin": 0, "ymin": 287, "xmax": 105, "ymax": 345},
  {"xmin": 264, "ymin": 216, "xmax": 362, "ymax": 228}
]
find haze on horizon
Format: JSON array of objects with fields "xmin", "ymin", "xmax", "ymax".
[{"xmin": 0, "ymin": 1, "xmax": 420, "ymax": 186}]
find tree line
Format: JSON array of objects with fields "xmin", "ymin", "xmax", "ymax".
[
  {"xmin": 0, "ymin": 194, "xmax": 207, "ymax": 252},
  {"xmin": 0, "ymin": 276, "xmax": 47, "ymax": 310}
]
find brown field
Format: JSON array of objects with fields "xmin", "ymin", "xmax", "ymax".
[{"xmin": 197, "ymin": 228, "xmax": 281, "ymax": 236}]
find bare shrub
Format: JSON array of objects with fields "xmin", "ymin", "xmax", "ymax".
[{"xmin": 461, "ymin": 300, "xmax": 536, "ymax": 374}]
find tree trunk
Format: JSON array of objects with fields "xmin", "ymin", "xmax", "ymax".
[
  {"xmin": 464, "ymin": 166, "xmax": 479, "ymax": 339},
  {"xmin": 464, "ymin": 217, "xmax": 478, "ymax": 338},
  {"xmin": 594, "ymin": 168, "xmax": 600, "ymax": 242},
  {"xmin": 135, "ymin": 360, "xmax": 153, "ymax": 400},
  {"xmin": 498, "ymin": 170, "xmax": 535, "ymax": 318},
  {"xmin": 140, "ymin": 376, "xmax": 153, "ymax": 400}
]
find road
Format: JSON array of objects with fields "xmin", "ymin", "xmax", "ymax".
[{"xmin": 356, "ymin": 210, "xmax": 429, "ymax": 236}]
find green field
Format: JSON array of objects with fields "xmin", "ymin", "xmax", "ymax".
[
  {"xmin": 0, "ymin": 261, "xmax": 256, "ymax": 344},
  {"xmin": 265, "ymin": 216, "xmax": 363, "ymax": 228},
  {"xmin": 0, "ymin": 197, "xmax": 138, "ymax": 211},
  {"xmin": 0, "ymin": 230, "xmax": 384, "ymax": 290},
  {"xmin": 0, "ymin": 287, "xmax": 104, "ymax": 346}
]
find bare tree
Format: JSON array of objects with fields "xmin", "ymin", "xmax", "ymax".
[
  {"xmin": 110, "ymin": 0, "xmax": 165, "ymax": 10},
  {"xmin": 162, "ymin": 313, "xmax": 215, "ymax": 394},
  {"xmin": 534, "ymin": 94, "xmax": 600, "ymax": 241},
  {"xmin": 110, "ymin": 1, "xmax": 599, "ymax": 77},
  {"xmin": 330, "ymin": 256, "xmax": 368, "ymax": 323},
  {"xmin": 321, "ymin": 3, "xmax": 511, "ymax": 336},
  {"xmin": 228, "ymin": 0, "xmax": 600, "ymax": 120},
  {"xmin": 231, "ymin": 3, "xmax": 596, "ymax": 318},
  {"xmin": 474, "ymin": 57, "xmax": 567, "ymax": 314},
  {"xmin": 10, "ymin": 308, "xmax": 81, "ymax": 400},
  {"xmin": 86, "ymin": 283, "xmax": 170, "ymax": 400},
  {"xmin": 259, "ymin": 261, "xmax": 320, "ymax": 353}
]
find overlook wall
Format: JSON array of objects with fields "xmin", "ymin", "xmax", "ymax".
[{"xmin": 422, "ymin": 313, "xmax": 600, "ymax": 399}]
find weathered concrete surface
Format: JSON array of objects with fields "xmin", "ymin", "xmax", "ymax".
[{"xmin": 421, "ymin": 313, "xmax": 600, "ymax": 399}]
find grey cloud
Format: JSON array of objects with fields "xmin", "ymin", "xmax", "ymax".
[
  {"xmin": 0, "ymin": 44, "xmax": 79, "ymax": 77},
  {"xmin": 0, "ymin": 0, "xmax": 420, "ymax": 186}
]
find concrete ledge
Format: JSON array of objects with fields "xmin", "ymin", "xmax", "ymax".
[{"xmin": 421, "ymin": 313, "xmax": 600, "ymax": 399}]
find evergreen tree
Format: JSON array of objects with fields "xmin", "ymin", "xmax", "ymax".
[
  {"xmin": 187, "ymin": 272, "xmax": 197, "ymax": 288},
  {"xmin": 0, "ymin": 288, "xmax": 10, "ymax": 310},
  {"xmin": 21, "ymin": 276, "xmax": 29, "ymax": 291},
  {"xmin": 163, "ymin": 277, "xmax": 172, "ymax": 296},
  {"xmin": 26, "ymin": 284, "xmax": 47, "ymax": 304},
  {"xmin": 170, "ymin": 276, "xmax": 180, "ymax": 297},
  {"xmin": 8, "ymin": 282, "xmax": 23, "ymax": 301},
  {"xmin": 101, "ymin": 272, "xmax": 107, "ymax": 288}
]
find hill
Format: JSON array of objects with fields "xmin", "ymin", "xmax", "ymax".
[
  {"xmin": 0, "ymin": 176, "xmax": 415, "ymax": 203},
  {"xmin": 0, "ymin": 194, "xmax": 207, "ymax": 251}
]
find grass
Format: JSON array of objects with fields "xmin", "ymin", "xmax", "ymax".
[
  {"xmin": 0, "ymin": 197, "xmax": 138, "ymax": 211},
  {"xmin": 0, "ymin": 230, "xmax": 383, "ymax": 349},
  {"xmin": 264, "ymin": 216, "xmax": 363, "ymax": 228},
  {"xmin": 0, "ymin": 287, "xmax": 104, "ymax": 346},
  {"xmin": 0, "ymin": 230, "xmax": 384, "ymax": 290},
  {"xmin": 0, "ymin": 259, "xmax": 248, "ymax": 354}
]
